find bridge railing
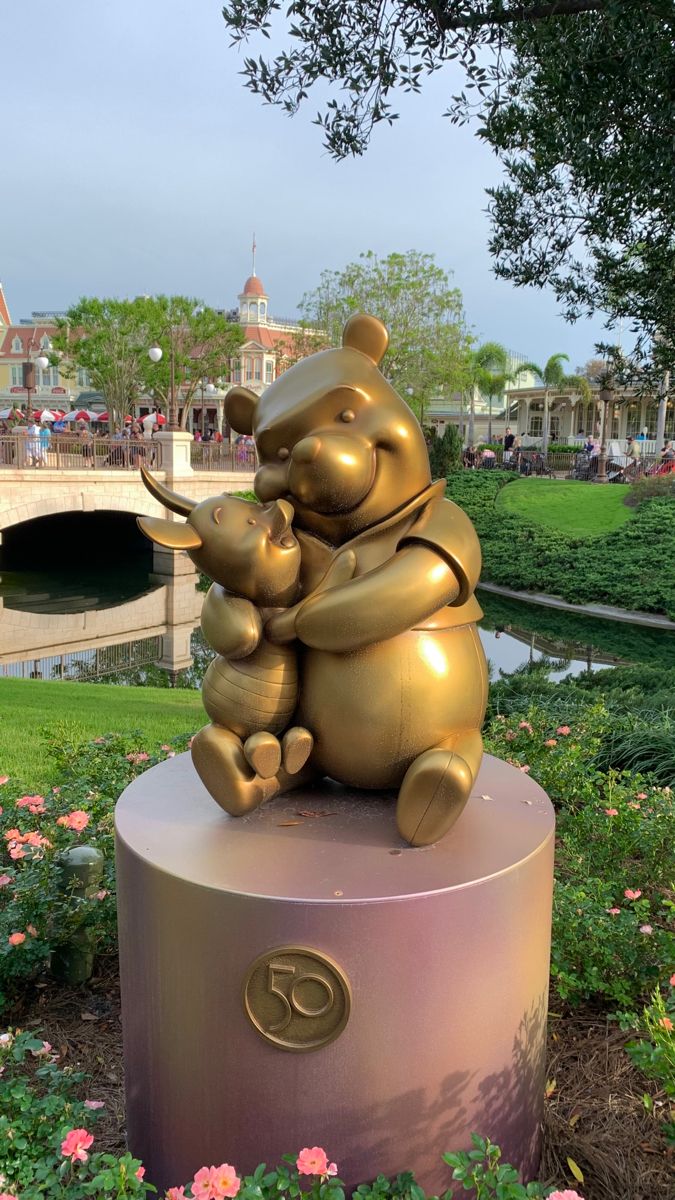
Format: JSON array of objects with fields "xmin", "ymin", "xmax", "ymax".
[
  {"xmin": 0, "ymin": 435, "xmax": 164, "ymax": 470},
  {"xmin": 190, "ymin": 442, "xmax": 258, "ymax": 472}
]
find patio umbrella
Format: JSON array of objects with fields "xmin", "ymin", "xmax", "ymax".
[
  {"xmin": 34, "ymin": 409, "xmax": 57, "ymax": 422},
  {"xmin": 63, "ymin": 409, "xmax": 99, "ymax": 422},
  {"xmin": 141, "ymin": 412, "xmax": 166, "ymax": 426},
  {"xmin": 0, "ymin": 407, "xmax": 25, "ymax": 420}
]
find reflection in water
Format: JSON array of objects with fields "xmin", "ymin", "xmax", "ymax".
[
  {"xmin": 0, "ymin": 567, "xmax": 160, "ymax": 614},
  {"xmin": 1, "ymin": 568, "xmax": 674, "ymax": 685}
]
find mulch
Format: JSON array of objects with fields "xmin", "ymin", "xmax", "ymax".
[{"xmin": 7, "ymin": 960, "xmax": 673, "ymax": 1200}]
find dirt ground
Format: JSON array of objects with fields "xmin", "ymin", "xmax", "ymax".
[{"xmin": 9, "ymin": 959, "xmax": 673, "ymax": 1200}]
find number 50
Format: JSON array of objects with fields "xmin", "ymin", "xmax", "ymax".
[{"xmin": 267, "ymin": 961, "xmax": 335, "ymax": 1032}]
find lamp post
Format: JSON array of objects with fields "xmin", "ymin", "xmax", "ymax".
[
  {"xmin": 148, "ymin": 340, "xmax": 179, "ymax": 431},
  {"xmin": 596, "ymin": 383, "xmax": 613, "ymax": 483},
  {"xmin": 23, "ymin": 335, "xmax": 51, "ymax": 421},
  {"xmin": 199, "ymin": 379, "xmax": 217, "ymax": 438}
]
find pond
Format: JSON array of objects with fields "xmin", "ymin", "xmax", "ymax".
[{"xmin": 1, "ymin": 564, "xmax": 674, "ymax": 685}]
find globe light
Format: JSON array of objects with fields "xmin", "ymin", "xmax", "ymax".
[
  {"xmin": 35, "ymin": 354, "xmax": 49, "ymax": 370},
  {"xmin": 148, "ymin": 344, "xmax": 163, "ymax": 364},
  {"xmin": 206, "ymin": 383, "xmax": 216, "ymax": 395}
]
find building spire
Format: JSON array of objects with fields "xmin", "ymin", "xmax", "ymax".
[{"xmin": 251, "ymin": 232, "xmax": 257, "ymax": 277}]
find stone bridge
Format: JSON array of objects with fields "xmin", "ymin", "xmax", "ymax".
[{"xmin": 0, "ymin": 433, "xmax": 256, "ymax": 543}]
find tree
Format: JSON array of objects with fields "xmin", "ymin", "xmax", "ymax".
[
  {"xmin": 426, "ymin": 423, "xmax": 463, "ymax": 478},
  {"xmin": 472, "ymin": 342, "xmax": 514, "ymax": 445},
  {"xmin": 137, "ymin": 296, "xmax": 244, "ymax": 430},
  {"xmin": 299, "ymin": 250, "xmax": 473, "ymax": 421},
  {"xmin": 221, "ymin": 2, "xmax": 675, "ymax": 388},
  {"xmin": 520, "ymin": 353, "xmax": 590, "ymax": 453},
  {"xmin": 53, "ymin": 297, "xmax": 243, "ymax": 431}
]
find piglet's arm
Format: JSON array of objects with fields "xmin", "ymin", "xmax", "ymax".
[
  {"xmin": 293, "ymin": 545, "xmax": 459, "ymax": 652},
  {"xmin": 201, "ymin": 584, "xmax": 262, "ymax": 659}
]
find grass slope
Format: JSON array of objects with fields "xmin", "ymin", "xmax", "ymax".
[
  {"xmin": 0, "ymin": 678, "xmax": 202, "ymax": 789},
  {"xmin": 496, "ymin": 478, "xmax": 633, "ymax": 536}
]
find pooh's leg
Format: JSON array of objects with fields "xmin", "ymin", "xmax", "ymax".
[
  {"xmin": 396, "ymin": 729, "xmax": 483, "ymax": 847},
  {"xmin": 191, "ymin": 724, "xmax": 282, "ymax": 816}
]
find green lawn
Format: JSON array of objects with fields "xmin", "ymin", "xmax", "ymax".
[
  {"xmin": 496, "ymin": 478, "xmax": 634, "ymax": 537},
  {"xmin": 0, "ymin": 678, "xmax": 203, "ymax": 789}
]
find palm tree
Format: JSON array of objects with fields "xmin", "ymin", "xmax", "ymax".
[
  {"xmin": 520, "ymin": 353, "xmax": 590, "ymax": 455},
  {"xmin": 472, "ymin": 342, "xmax": 513, "ymax": 445}
]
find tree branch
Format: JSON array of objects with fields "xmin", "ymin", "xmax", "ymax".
[{"xmin": 439, "ymin": 0, "xmax": 607, "ymax": 31}]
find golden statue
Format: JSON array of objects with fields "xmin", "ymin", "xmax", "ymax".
[{"xmin": 138, "ymin": 315, "xmax": 488, "ymax": 846}]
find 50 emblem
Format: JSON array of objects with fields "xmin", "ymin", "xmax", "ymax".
[{"xmin": 242, "ymin": 946, "xmax": 351, "ymax": 1051}]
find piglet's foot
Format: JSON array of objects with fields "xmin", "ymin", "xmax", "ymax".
[
  {"xmin": 396, "ymin": 730, "xmax": 483, "ymax": 847},
  {"xmin": 244, "ymin": 731, "xmax": 282, "ymax": 779},
  {"xmin": 281, "ymin": 726, "xmax": 314, "ymax": 775},
  {"xmin": 192, "ymin": 723, "xmax": 281, "ymax": 816}
]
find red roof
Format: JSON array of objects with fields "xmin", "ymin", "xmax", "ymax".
[
  {"xmin": 242, "ymin": 325, "xmax": 297, "ymax": 355},
  {"xmin": 0, "ymin": 322, "xmax": 57, "ymax": 356},
  {"xmin": 0, "ymin": 285, "xmax": 10, "ymax": 327},
  {"xmin": 242, "ymin": 275, "xmax": 265, "ymax": 297}
]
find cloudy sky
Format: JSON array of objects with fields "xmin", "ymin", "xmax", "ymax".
[{"xmin": 3, "ymin": 0, "xmax": 608, "ymax": 366}]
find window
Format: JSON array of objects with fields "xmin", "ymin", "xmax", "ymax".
[
  {"xmin": 254, "ymin": 360, "xmax": 261, "ymax": 380},
  {"xmin": 77, "ymin": 368, "xmax": 90, "ymax": 387},
  {"xmin": 10, "ymin": 365, "xmax": 24, "ymax": 386},
  {"xmin": 40, "ymin": 334, "xmax": 51, "ymax": 350},
  {"xmin": 259, "ymin": 302, "xmax": 267, "ymax": 321},
  {"xmin": 11, "ymin": 336, "xmax": 22, "ymax": 353},
  {"xmin": 265, "ymin": 360, "xmax": 273, "ymax": 383},
  {"xmin": 549, "ymin": 415, "xmax": 560, "ymax": 441},
  {"xmin": 250, "ymin": 303, "xmax": 258, "ymax": 322},
  {"xmin": 245, "ymin": 357, "xmax": 253, "ymax": 381},
  {"xmin": 528, "ymin": 414, "xmax": 543, "ymax": 437}
]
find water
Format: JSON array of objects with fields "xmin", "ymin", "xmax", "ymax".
[{"xmin": 1, "ymin": 567, "xmax": 674, "ymax": 684}]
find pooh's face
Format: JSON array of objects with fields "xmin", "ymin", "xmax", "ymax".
[{"xmin": 226, "ymin": 316, "xmax": 431, "ymax": 544}]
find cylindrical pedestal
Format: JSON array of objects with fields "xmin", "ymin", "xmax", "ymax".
[{"xmin": 116, "ymin": 754, "xmax": 554, "ymax": 1195}]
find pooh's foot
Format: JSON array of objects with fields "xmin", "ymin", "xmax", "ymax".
[
  {"xmin": 244, "ymin": 732, "xmax": 282, "ymax": 780},
  {"xmin": 396, "ymin": 731, "xmax": 483, "ymax": 847},
  {"xmin": 281, "ymin": 726, "xmax": 314, "ymax": 775},
  {"xmin": 191, "ymin": 723, "xmax": 281, "ymax": 817}
]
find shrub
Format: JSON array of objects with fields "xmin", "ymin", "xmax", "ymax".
[
  {"xmin": 0, "ymin": 1030, "xmax": 148, "ymax": 1198},
  {"xmin": 625, "ymin": 981, "xmax": 675, "ymax": 1145},
  {"xmin": 625, "ymin": 474, "xmax": 675, "ymax": 506}
]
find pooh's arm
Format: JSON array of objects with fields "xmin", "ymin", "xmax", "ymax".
[
  {"xmin": 289, "ymin": 545, "xmax": 461, "ymax": 652},
  {"xmin": 201, "ymin": 584, "xmax": 262, "ymax": 659}
]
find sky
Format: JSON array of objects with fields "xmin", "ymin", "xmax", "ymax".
[{"xmin": 2, "ymin": 0, "xmax": 609, "ymax": 367}]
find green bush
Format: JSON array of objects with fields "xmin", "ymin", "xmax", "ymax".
[
  {"xmin": 446, "ymin": 472, "xmax": 675, "ymax": 618},
  {"xmin": 626, "ymin": 473, "xmax": 675, "ymax": 506},
  {"xmin": 0, "ymin": 1030, "xmax": 148, "ymax": 1198},
  {"xmin": 625, "ymin": 983, "xmax": 675, "ymax": 1145}
]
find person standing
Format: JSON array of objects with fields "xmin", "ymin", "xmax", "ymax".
[
  {"xmin": 27, "ymin": 418, "xmax": 41, "ymax": 468},
  {"xmin": 38, "ymin": 420, "xmax": 51, "ymax": 466},
  {"xmin": 503, "ymin": 427, "xmax": 515, "ymax": 462}
]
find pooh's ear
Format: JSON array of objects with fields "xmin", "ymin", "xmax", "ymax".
[
  {"xmin": 342, "ymin": 314, "xmax": 389, "ymax": 365},
  {"xmin": 225, "ymin": 387, "xmax": 258, "ymax": 435}
]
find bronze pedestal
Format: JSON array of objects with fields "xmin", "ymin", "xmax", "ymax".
[{"xmin": 116, "ymin": 754, "xmax": 554, "ymax": 1194}]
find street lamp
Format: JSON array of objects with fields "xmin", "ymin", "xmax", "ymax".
[
  {"xmin": 148, "ymin": 340, "xmax": 180, "ymax": 431},
  {"xmin": 596, "ymin": 382, "xmax": 613, "ymax": 483},
  {"xmin": 23, "ymin": 335, "xmax": 51, "ymax": 420},
  {"xmin": 199, "ymin": 378, "xmax": 217, "ymax": 437}
]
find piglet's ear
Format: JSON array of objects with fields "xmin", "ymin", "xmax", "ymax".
[
  {"xmin": 225, "ymin": 386, "xmax": 258, "ymax": 435},
  {"xmin": 342, "ymin": 314, "xmax": 389, "ymax": 365}
]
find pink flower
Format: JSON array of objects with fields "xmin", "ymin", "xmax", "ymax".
[
  {"xmin": 659, "ymin": 1016, "xmax": 673, "ymax": 1031},
  {"xmin": 548, "ymin": 1192, "xmax": 584, "ymax": 1200},
  {"xmin": 8, "ymin": 932, "xmax": 25, "ymax": 946},
  {"xmin": 670, "ymin": 974, "xmax": 675, "ymax": 987},
  {"xmin": 556, "ymin": 725, "xmax": 571, "ymax": 735},
  {"xmin": 167, "ymin": 1189, "xmax": 187, "ymax": 1200},
  {"xmin": 624, "ymin": 888, "xmax": 642, "ymax": 900},
  {"xmin": 519, "ymin": 764, "xmax": 530, "ymax": 773},
  {"xmin": 505, "ymin": 730, "xmax": 516, "ymax": 741},
  {"xmin": 166, "ymin": 750, "xmax": 176, "ymax": 758},
  {"xmin": 544, "ymin": 738, "xmax": 557, "ymax": 747},
  {"xmin": 636, "ymin": 792, "xmax": 648, "ymax": 800},
  {"xmin": 192, "ymin": 1167, "xmax": 218, "ymax": 1199},
  {"xmin": 606, "ymin": 907, "xmax": 621, "ymax": 915},
  {"xmin": 136, "ymin": 1166, "xmax": 146, "ymax": 1180},
  {"xmin": 31, "ymin": 1040, "xmax": 52, "ymax": 1057},
  {"xmin": 52, "ymin": 786, "xmax": 61, "ymax": 793},
  {"xmin": 0, "ymin": 875, "xmax": 12, "ymax": 888},
  {"xmin": 57, "ymin": 810, "xmax": 90, "ymax": 831},
  {"xmin": 16, "ymin": 794, "xmax": 46, "ymax": 814},
  {"xmin": 26, "ymin": 924, "xmax": 37, "ymax": 938},
  {"xmin": 95, "ymin": 890, "xmax": 108, "ymax": 901},
  {"xmin": 126, "ymin": 751, "xmax": 149, "ymax": 764},
  {"xmin": 61, "ymin": 1128, "xmax": 94, "ymax": 1163},
  {"xmin": 0, "ymin": 776, "xmax": 9, "ymax": 785},
  {"xmin": 296, "ymin": 1147, "xmax": 334, "ymax": 1177},
  {"xmin": 0, "ymin": 1193, "xmax": 19, "ymax": 1200},
  {"xmin": 604, "ymin": 808, "xmax": 618, "ymax": 817},
  {"xmin": 639, "ymin": 924, "xmax": 653, "ymax": 935},
  {"xmin": 627, "ymin": 802, "xmax": 641, "ymax": 810},
  {"xmin": 8, "ymin": 846, "xmax": 25, "ymax": 861},
  {"xmin": 84, "ymin": 1099, "xmax": 105, "ymax": 1109},
  {"xmin": 211, "ymin": 1163, "xmax": 241, "ymax": 1197},
  {"xmin": 161, "ymin": 744, "xmax": 173, "ymax": 751},
  {"xmin": 518, "ymin": 721, "xmax": 533, "ymax": 733}
]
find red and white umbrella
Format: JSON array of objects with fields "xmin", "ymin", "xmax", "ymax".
[
  {"xmin": 34, "ymin": 409, "xmax": 58, "ymax": 422},
  {"xmin": 63, "ymin": 409, "xmax": 99, "ymax": 422},
  {"xmin": 0, "ymin": 407, "xmax": 25, "ymax": 420},
  {"xmin": 142, "ymin": 412, "xmax": 166, "ymax": 426}
]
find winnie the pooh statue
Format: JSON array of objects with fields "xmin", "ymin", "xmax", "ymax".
[{"xmin": 143, "ymin": 314, "xmax": 488, "ymax": 846}]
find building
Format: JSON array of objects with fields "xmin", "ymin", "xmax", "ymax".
[
  {"xmin": 505, "ymin": 381, "xmax": 674, "ymax": 447},
  {"xmin": 426, "ymin": 351, "xmax": 536, "ymax": 444}
]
